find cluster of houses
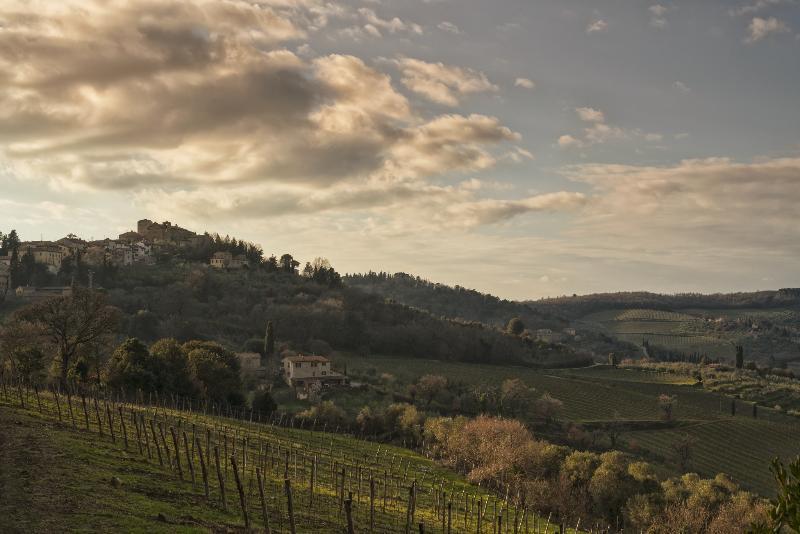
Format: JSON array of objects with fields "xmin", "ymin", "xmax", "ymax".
[
  {"xmin": 1, "ymin": 219, "xmax": 245, "ymax": 276},
  {"xmin": 2, "ymin": 219, "xmax": 206, "ymax": 276}
]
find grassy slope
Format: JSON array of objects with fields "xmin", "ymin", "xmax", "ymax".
[
  {"xmin": 0, "ymin": 391, "xmax": 572, "ymax": 533},
  {"xmin": 336, "ymin": 354, "xmax": 800, "ymax": 496},
  {"xmin": 0, "ymin": 406, "xmax": 234, "ymax": 533}
]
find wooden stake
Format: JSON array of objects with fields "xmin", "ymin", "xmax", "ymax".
[
  {"xmin": 345, "ymin": 491, "xmax": 355, "ymax": 534},
  {"xmin": 118, "ymin": 406, "xmax": 128, "ymax": 450},
  {"xmin": 195, "ymin": 437, "xmax": 210, "ymax": 501},
  {"xmin": 106, "ymin": 403, "xmax": 116, "ymax": 443},
  {"xmin": 93, "ymin": 396, "xmax": 103, "ymax": 436},
  {"xmin": 284, "ymin": 478, "xmax": 296, "ymax": 534},
  {"xmin": 256, "ymin": 467, "xmax": 271, "ymax": 534},
  {"xmin": 81, "ymin": 395, "xmax": 90, "ymax": 430},
  {"xmin": 231, "ymin": 455, "xmax": 249, "ymax": 529},
  {"xmin": 183, "ymin": 431, "xmax": 195, "ymax": 486},
  {"xmin": 369, "ymin": 476, "xmax": 375, "ymax": 533},
  {"xmin": 149, "ymin": 419, "xmax": 164, "ymax": 466},
  {"xmin": 214, "ymin": 446, "xmax": 227, "ymax": 511}
]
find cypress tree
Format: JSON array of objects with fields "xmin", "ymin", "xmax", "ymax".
[{"xmin": 264, "ymin": 321, "xmax": 275, "ymax": 356}]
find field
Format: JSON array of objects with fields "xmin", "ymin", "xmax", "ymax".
[
  {"xmin": 577, "ymin": 308, "xmax": 737, "ymax": 360},
  {"xmin": 335, "ymin": 354, "xmax": 800, "ymax": 496},
  {"xmin": 0, "ymin": 382, "xmax": 575, "ymax": 533}
]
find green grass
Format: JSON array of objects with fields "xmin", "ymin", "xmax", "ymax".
[
  {"xmin": 335, "ymin": 354, "xmax": 800, "ymax": 496},
  {"xmin": 0, "ymin": 388, "xmax": 572, "ymax": 533}
]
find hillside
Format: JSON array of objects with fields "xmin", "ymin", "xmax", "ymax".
[
  {"xmin": 345, "ymin": 272, "xmax": 568, "ymax": 330},
  {"xmin": 0, "ymin": 384, "xmax": 565, "ymax": 533},
  {"xmin": 334, "ymin": 354, "xmax": 800, "ymax": 498},
  {"xmin": 531, "ymin": 290, "xmax": 800, "ymax": 320}
]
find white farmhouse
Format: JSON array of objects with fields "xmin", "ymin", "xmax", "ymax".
[{"xmin": 281, "ymin": 354, "xmax": 349, "ymax": 389}]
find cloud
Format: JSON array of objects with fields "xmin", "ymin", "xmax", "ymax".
[
  {"xmin": 559, "ymin": 108, "xmax": 662, "ymax": 149},
  {"xmin": 563, "ymin": 157, "xmax": 800, "ymax": 255},
  {"xmin": 673, "ymin": 81, "xmax": 691, "ymax": 94},
  {"xmin": 586, "ymin": 20, "xmax": 608, "ymax": 33},
  {"xmin": 576, "ymin": 107, "xmax": 605, "ymax": 123},
  {"xmin": 558, "ymin": 135, "xmax": 583, "ymax": 148},
  {"xmin": 437, "ymin": 21, "xmax": 462, "ymax": 34},
  {"xmin": 649, "ymin": 4, "xmax": 670, "ymax": 28},
  {"xmin": 357, "ymin": 8, "xmax": 422, "ymax": 35},
  {"xmin": 0, "ymin": 0, "xmax": 540, "ymax": 234},
  {"xmin": 729, "ymin": 0, "xmax": 794, "ymax": 16},
  {"xmin": 514, "ymin": 78, "xmax": 536, "ymax": 90},
  {"xmin": 745, "ymin": 16, "xmax": 790, "ymax": 43},
  {"xmin": 388, "ymin": 57, "xmax": 499, "ymax": 106}
]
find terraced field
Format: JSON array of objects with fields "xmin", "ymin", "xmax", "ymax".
[
  {"xmin": 337, "ymin": 355, "xmax": 800, "ymax": 496},
  {"xmin": 578, "ymin": 308, "xmax": 736, "ymax": 360}
]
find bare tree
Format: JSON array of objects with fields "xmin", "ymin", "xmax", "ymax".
[{"xmin": 16, "ymin": 288, "xmax": 120, "ymax": 385}]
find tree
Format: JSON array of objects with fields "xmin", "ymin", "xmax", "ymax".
[
  {"xmin": 534, "ymin": 393, "xmax": 563, "ymax": 423},
  {"xmin": 749, "ymin": 456, "xmax": 800, "ymax": 533},
  {"xmin": 252, "ymin": 390, "xmax": 277, "ymax": 415},
  {"xmin": 4, "ymin": 229, "xmax": 21, "ymax": 287},
  {"xmin": 150, "ymin": 338, "xmax": 196, "ymax": 396},
  {"xmin": 12, "ymin": 347, "xmax": 47, "ymax": 384},
  {"xmin": 506, "ymin": 317, "xmax": 525, "ymax": 336},
  {"xmin": 279, "ymin": 254, "xmax": 299, "ymax": 274},
  {"xmin": 658, "ymin": 394, "xmax": 677, "ymax": 421},
  {"xmin": 672, "ymin": 434, "xmax": 696, "ymax": 470},
  {"xmin": 16, "ymin": 288, "xmax": 120, "ymax": 385},
  {"xmin": 183, "ymin": 340, "xmax": 243, "ymax": 405},
  {"xmin": 264, "ymin": 321, "xmax": 275, "ymax": 356},
  {"xmin": 499, "ymin": 378, "xmax": 535, "ymax": 416},
  {"xmin": 105, "ymin": 338, "xmax": 156, "ymax": 392},
  {"xmin": 736, "ymin": 345, "xmax": 744, "ymax": 369},
  {"xmin": 416, "ymin": 374, "xmax": 448, "ymax": 407}
]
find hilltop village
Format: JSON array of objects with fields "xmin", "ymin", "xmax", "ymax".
[{"xmin": 0, "ymin": 219, "xmax": 261, "ymax": 300}]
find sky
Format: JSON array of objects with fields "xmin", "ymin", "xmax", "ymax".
[{"xmin": 1, "ymin": 0, "xmax": 799, "ymax": 300}]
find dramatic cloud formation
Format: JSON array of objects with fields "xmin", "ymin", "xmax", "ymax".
[
  {"xmin": 0, "ymin": 0, "xmax": 579, "ymax": 242},
  {"xmin": 3, "ymin": 0, "xmax": 799, "ymax": 298},
  {"xmin": 565, "ymin": 157, "xmax": 800, "ymax": 255}
]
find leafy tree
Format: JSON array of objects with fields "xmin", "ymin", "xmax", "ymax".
[
  {"xmin": 11, "ymin": 347, "xmax": 47, "ymax": 384},
  {"xmin": 105, "ymin": 338, "xmax": 156, "ymax": 392},
  {"xmin": 150, "ymin": 338, "xmax": 196, "ymax": 396},
  {"xmin": 183, "ymin": 340, "xmax": 243, "ymax": 405},
  {"xmin": 506, "ymin": 317, "xmax": 525, "ymax": 336},
  {"xmin": 750, "ymin": 456, "xmax": 800, "ymax": 533},
  {"xmin": 252, "ymin": 390, "xmax": 277, "ymax": 415},
  {"xmin": 16, "ymin": 288, "xmax": 120, "ymax": 385},
  {"xmin": 279, "ymin": 254, "xmax": 300, "ymax": 274}
]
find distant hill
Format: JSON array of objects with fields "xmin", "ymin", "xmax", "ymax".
[
  {"xmin": 345, "ymin": 271, "xmax": 568, "ymax": 330},
  {"xmin": 530, "ymin": 289, "xmax": 800, "ymax": 320}
]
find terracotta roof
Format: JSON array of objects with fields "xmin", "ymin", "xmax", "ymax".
[{"xmin": 282, "ymin": 354, "xmax": 329, "ymax": 363}]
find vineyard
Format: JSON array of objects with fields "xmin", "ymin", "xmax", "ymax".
[
  {"xmin": 336, "ymin": 355, "xmax": 800, "ymax": 496},
  {"xmin": 0, "ymin": 378, "xmax": 580, "ymax": 534},
  {"xmin": 577, "ymin": 308, "xmax": 737, "ymax": 360}
]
